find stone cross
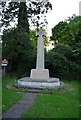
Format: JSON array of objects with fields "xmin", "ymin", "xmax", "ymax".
[{"xmin": 36, "ymin": 29, "xmax": 46, "ymax": 69}]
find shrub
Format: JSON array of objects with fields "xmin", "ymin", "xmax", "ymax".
[{"xmin": 45, "ymin": 49, "xmax": 81, "ymax": 80}]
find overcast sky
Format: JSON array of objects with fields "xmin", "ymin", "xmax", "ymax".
[
  {"xmin": 0, "ymin": 0, "xmax": 80, "ymax": 36},
  {"xmin": 47, "ymin": 0, "xmax": 80, "ymax": 36}
]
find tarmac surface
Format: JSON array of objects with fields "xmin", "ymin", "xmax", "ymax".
[{"xmin": 2, "ymin": 93, "xmax": 37, "ymax": 119}]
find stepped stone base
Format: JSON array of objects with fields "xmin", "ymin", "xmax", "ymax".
[
  {"xmin": 30, "ymin": 69, "xmax": 49, "ymax": 80},
  {"xmin": 17, "ymin": 77, "xmax": 64, "ymax": 89}
]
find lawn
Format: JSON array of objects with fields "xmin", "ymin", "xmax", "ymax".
[
  {"xmin": 22, "ymin": 80, "xmax": 79, "ymax": 118},
  {"xmin": 2, "ymin": 75, "xmax": 24, "ymax": 112},
  {"xmin": 2, "ymin": 76, "xmax": 80, "ymax": 118},
  {"xmin": 0, "ymin": 75, "xmax": 2, "ymax": 118}
]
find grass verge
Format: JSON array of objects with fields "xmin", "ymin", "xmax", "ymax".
[
  {"xmin": 2, "ymin": 75, "xmax": 24, "ymax": 112},
  {"xmin": 22, "ymin": 80, "xmax": 79, "ymax": 118},
  {"xmin": 0, "ymin": 76, "xmax": 2, "ymax": 117}
]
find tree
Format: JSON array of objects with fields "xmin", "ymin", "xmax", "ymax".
[
  {"xmin": 2, "ymin": 2, "xmax": 36, "ymax": 77},
  {"xmin": 47, "ymin": 15, "xmax": 81, "ymax": 80},
  {"xmin": 1, "ymin": 0, "xmax": 52, "ymax": 29},
  {"xmin": 0, "ymin": 42, "xmax": 2, "ymax": 61},
  {"xmin": 18, "ymin": 2, "xmax": 29, "ymax": 30},
  {"xmin": 50, "ymin": 21, "xmax": 67, "ymax": 44},
  {"xmin": 1, "ymin": 1, "xmax": 19, "ymax": 28},
  {"xmin": 51, "ymin": 16, "xmax": 81, "ymax": 48},
  {"xmin": 45, "ymin": 44, "xmax": 81, "ymax": 80},
  {"xmin": 53, "ymin": 43, "xmax": 73, "ymax": 60},
  {"xmin": 1, "ymin": 0, "xmax": 52, "ymax": 77},
  {"xmin": 2, "ymin": 27, "xmax": 36, "ymax": 77},
  {"xmin": 27, "ymin": 0, "xmax": 52, "ymax": 29},
  {"xmin": 51, "ymin": 16, "xmax": 81, "ymax": 64}
]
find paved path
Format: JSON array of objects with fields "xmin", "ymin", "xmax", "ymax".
[{"xmin": 2, "ymin": 93, "xmax": 37, "ymax": 119}]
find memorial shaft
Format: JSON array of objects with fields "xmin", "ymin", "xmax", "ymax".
[{"xmin": 36, "ymin": 31, "xmax": 45, "ymax": 69}]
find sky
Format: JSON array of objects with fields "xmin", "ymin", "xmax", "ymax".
[
  {"xmin": 0, "ymin": 0, "xmax": 80, "ymax": 37},
  {"xmin": 47, "ymin": 0, "xmax": 80, "ymax": 36}
]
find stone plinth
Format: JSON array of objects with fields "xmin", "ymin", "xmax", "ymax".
[
  {"xmin": 17, "ymin": 77, "xmax": 64, "ymax": 89},
  {"xmin": 30, "ymin": 69, "xmax": 49, "ymax": 80}
]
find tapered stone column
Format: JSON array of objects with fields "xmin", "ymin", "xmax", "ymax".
[
  {"xmin": 30, "ymin": 29, "xmax": 49, "ymax": 80},
  {"xmin": 36, "ymin": 29, "xmax": 45, "ymax": 69}
]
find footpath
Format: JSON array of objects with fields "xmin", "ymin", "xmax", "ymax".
[{"xmin": 2, "ymin": 92, "xmax": 37, "ymax": 119}]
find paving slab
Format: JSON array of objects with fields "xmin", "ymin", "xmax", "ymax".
[{"xmin": 2, "ymin": 93, "xmax": 37, "ymax": 119}]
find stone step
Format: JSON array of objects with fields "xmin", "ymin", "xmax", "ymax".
[
  {"xmin": 13, "ymin": 83, "xmax": 24, "ymax": 88},
  {"xmin": 27, "ymin": 89, "xmax": 42, "ymax": 93},
  {"xmin": 18, "ymin": 77, "xmax": 59, "ymax": 82},
  {"xmin": 14, "ymin": 81, "xmax": 64, "ymax": 90},
  {"xmin": 13, "ymin": 83, "xmax": 42, "ymax": 92}
]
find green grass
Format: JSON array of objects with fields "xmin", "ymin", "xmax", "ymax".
[
  {"xmin": 2, "ymin": 75, "xmax": 24, "ymax": 112},
  {"xmin": 22, "ymin": 80, "xmax": 79, "ymax": 118},
  {"xmin": 0, "ymin": 77, "xmax": 2, "ymax": 116}
]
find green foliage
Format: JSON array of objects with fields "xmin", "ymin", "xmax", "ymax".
[
  {"xmin": 53, "ymin": 44, "xmax": 73, "ymax": 60},
  {"xmin": 48, "ymin": 15, "xmax": 81, "ymax": 80},
  {"xmin": 1, "ymin": 0, "xmax": 50, "ymax": 77},
  {"xmin": 2, "ymin": 75, "xmax": 24, "ymax": 112},
  {"xmin": 18, "ymin": 2, "xmax": 29, "ymax": 29},
  {"xmin": 2, "ymin": 27, "xmax": 36, "ymax": 77},
  {"xmin": 45, "ymin": 44, "xmax": 81, "ymax": 80},
  {"xmin": 41, "ymin": 88, "xmax": 63, "ymax": 94},
  {"xmin": 46, "ymin": 50, "xmax": 69, "ymax": 78},
  {"xmin": 0, "ymin": 74, "xmax": 2, "ymax": 114},
  {"xmin": 0, "ymin": 42, "xmax": 2, "ymax": 61},
  {"xmin": 51, "ymin": 21, "xmax": 67, "ymax": 44},
  {"xmin": 44, "ymin": 31, "xmax": 49, "ymax": 48},
  {"xmin": 51, "ymin": 15, "xmax": 81, "ymax": 47}
]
